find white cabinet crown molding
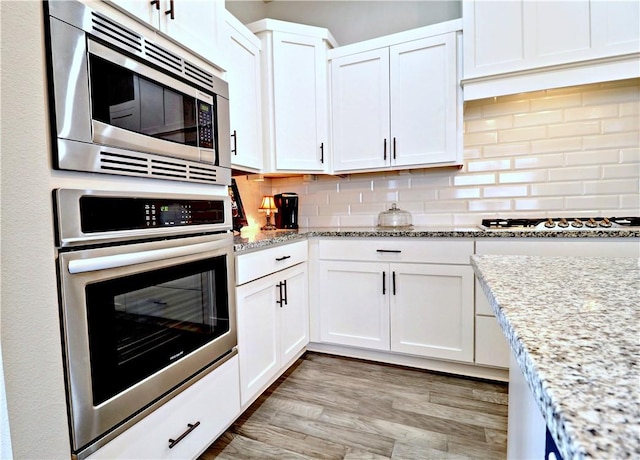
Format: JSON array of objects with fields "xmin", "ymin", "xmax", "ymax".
[{"xmin": 246, "ymin": 18, "xmax": 338, "ymax": 48}]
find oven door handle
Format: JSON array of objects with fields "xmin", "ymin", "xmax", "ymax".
[{"xmin": 67, "ymin": 241, "xmax": 219, "ymax": 274}]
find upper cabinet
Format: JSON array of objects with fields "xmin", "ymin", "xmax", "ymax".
[
  {"xmin": 106, "ymin": 0, "xmax": 224, "ymax": 67},
  {"xmin": 247, "ymin": 19, "xmax": 337, "ymax": 174},
  {"xmin": 329, "ymin": 21, "xmax": 463, "ymax": 174},
  {"xmin": 462, "ymin": 0, "xmax": 640, "ymax": 100},
  {"xmin": 225, "ymin": 12, "xmax": 263, "ymax": 172}
]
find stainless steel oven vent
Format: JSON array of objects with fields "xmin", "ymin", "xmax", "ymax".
[
  {"xmin": 97, "ymin": 150, "xmax": 226, "ymax": 184},
  {"xmin": 91, "ymin": 11, "xmax": 143, "ymax": 53},
  {"xmin": 185, "ymin": 61, "xmax": 215, "ymax": 89},
  {"xmin": 145, "ymin": 41, "xmax": 183, "ymax": 74}
]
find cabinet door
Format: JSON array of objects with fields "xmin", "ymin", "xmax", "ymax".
[
  {"xmin": 226, "ymin": 17, "xmax": 263, "ymax": 171},
  {"xmin": 159, "ymin": 0, "xmax": 222, "ymax": 64},
  {"xmin": 390, "ymin": 264, "xmax": 474, "ymax": 363},
  {"xmin": 272, "ymin": 32, "xmax": 327, "ymax": 172},
  {"xmin": 236, "ymin": 275, "xmax": 279, "ymax": 406},
  {"xmin": 331, "ymin": 48, "xmax": 390, "ymax": 172},
  {"xmin": 390, "ymin": 34, "xmax": 457, "ymax": 167},
  {"xmin": 279, "ymin": 263, "xmax": 309, "ymax": 364},
  {"xmin": 318, "ymin": 261, "xmax": 390, "ymax": 350}
]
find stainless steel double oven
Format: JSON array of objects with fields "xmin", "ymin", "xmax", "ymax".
[{"xmin": 54, "ymin": 189, "xmax": 237, "ymax": 458}]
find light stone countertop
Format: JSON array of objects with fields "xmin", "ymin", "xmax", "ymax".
[
  {"xmin": 471, "ymin": 255, "xmax": 640, "ymax": 460},
  {"xmin": 232, "ymin": 226, "xmax": 640, "ymax": 253}
]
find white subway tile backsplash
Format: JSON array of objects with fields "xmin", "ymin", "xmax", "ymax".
[
  {"xmin": 514, "ymin": 154, "xmax": 565, "ymax": 170},
  {"xmin": 565, "ymin": 195, "xmax": 619, "ymax": 210},
  {"xmin": 530, "ymin": 182, "xmax": 584, "ymax": 197},
  {"xmin": 267, "ymin": 79, "xmax": 639, "ymax": 227},
  {"xmin": 465, "ymin": 116, "xmax": 514, "ymax": 133},
  {"xmin": 498, "ymin": 126, "xmax": 547, "ymax": 143},
  {"xmin": 453, "ymin": 173, "xmax": 497, "ymax": 186},
  {"xmin": 548, "ymin": 166, "xmax": 601, "ymax": 181},
  {"xmin": 583, "ymin": 179, "xmax": 639, "ymax": 195},
  {"xmin": 499, "ymin": 170, "xmax": 548, "ymax": 184},
  {"xmin": 530, "ymin": 137, "xmax": 583, "ymax": 154},
  {"xmin": 547, "ymin": 121, "xmax": 600, "ymax": 138},
  {"xmin": 467, "ymin": 158, "xmax": 512, "ymax": 172},
  {"xmin": 513, "ymin": 110, "xmax": 563, "ymax": 128},
  {"xmin": 564, "ymin": 104, "xmax": 619, "ymax": 121},
  {"xmin": 468, "ymin": 199, "xmax": 512, "ymax": 212},
  {"xmin": 483, "ymin": 142, "xmax": 531, "ymax": 158},
  {"xmin": 513, "ymin": 197, "xmax": 565, "ymax": 211},
  {"xmin": 530, "ymin": 93, "xmax": 582, "ymax": 111},
  {"xmin": 602, "ymin": 163, "xmax": 640, "ymax": 179}
]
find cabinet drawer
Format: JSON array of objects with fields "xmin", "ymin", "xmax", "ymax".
[
  {"xmin": 88, "ymin": 355, "xmax": 240, "ymax": 460},
  {"xmin": 318, "ymin": 238, "xmax": 474, "ymax": 264},
  {"xmin": 236, "ymin": 240, "xmax": 308, "ymax": 285},
  {"xmin": 475, "ymin": 316, "xmax": 509, "ymax": 369}
]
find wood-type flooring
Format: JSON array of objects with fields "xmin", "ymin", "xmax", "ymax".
[{"xmin": 200, "ymin": 352, "xmax": 508, "ymax": 460}]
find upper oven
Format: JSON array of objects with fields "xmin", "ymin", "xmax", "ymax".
[
  {"xmin": 54, "ymin": 189, "xmax": 237, "ymax": 459},
  {"xmin": 44, "ymin": 0, "xmax": 231, "ymax": 185}
]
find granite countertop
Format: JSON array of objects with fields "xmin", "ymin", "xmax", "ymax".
[
  {"xmin": 471, "ymin": 255, "xmax": 640, "ymax": 459},
  {"xmin": 233, "ymin": 226, "xmax": 640, "ymax": 252}
]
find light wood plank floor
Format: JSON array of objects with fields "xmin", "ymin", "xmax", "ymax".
[{"xmin": 200, "ymin": 352, "xmax": 508, "ymax": 460}]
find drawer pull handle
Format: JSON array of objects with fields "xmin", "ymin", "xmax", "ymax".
[
  {"xmin": 168, "ymin": 421, "xmax": 200, "ymax": 449},
  {"xmin": 376, "ymin": 249, "xmax": 401, "ymax": 254},
  {"xmin": 382, "ymin": 271, "xmax": 386, "ymax": 295},
  {"xmin": 275, "ymin": 255, "xmax": 291, "ymax": 262}
]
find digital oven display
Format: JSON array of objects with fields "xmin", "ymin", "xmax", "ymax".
[{"xmin": 79, "ymin": 196, "xmax": 225, "ymax": 233}]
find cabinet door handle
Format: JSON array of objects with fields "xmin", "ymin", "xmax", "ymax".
[
  {"xmin": 231, "ymin": 130, "xmax": 237, "ymax": 155},
  {"xmin": 276, "ymin": 281, "xmax": 283, "ymax": 307},
  {"xmin": 150, "ymin": 0, "xmax": 160, "ymax": 10},
  {"xmin": 376, "ymin": 249, "xmax": 401, "ymax": 254},
  {"xmin": 383, "ymin": 138, "xmax": 387, "ymax": 161},
  {"xmin": 165, "ymin": 0, "xmax": 175, "ymax": 19},
  {"xmin": 320, "ymin": 142, "xmax": 324, "ymax": 164},
  {"xmin": 283, "ymin": 279, "xmax": 288, "ymax": 306},
  {"xmin": 382, "ymin": 271, "xmax": 386, "ymax": 295},
  {"xmin": 392, "ymin": 271, "xmax": 396, "ymax": 295},
  {"xmin": 393, "ymin": 137, "xmax": 396, "ymax": 160},
  {"xmin": 168, "ymin": 421, "xmax": 200, "ymax": 449},
  {"xmin": 275, "ymin": 255, "xmax": 291, "ymax": 262}
]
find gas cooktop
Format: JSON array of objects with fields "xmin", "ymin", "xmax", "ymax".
[{"xmin": 480, "ymin": 217, "xmax": 640, "ymax": 231}]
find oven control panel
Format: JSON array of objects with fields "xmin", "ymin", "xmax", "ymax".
[{"xmin": 79, "ymin": 196, "xmax": 225, "ymax": 233}]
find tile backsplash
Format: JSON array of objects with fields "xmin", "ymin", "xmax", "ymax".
[{"xmin": 240, "ymin": 78, "xmax": 639, "ymax": 228}]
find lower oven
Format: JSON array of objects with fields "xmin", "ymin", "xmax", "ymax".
[{"xmin": 53, "ymin": 189, "xmax": 237, "ymax": 458}]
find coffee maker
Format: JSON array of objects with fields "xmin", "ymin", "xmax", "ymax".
[{"xmin": 274, "ymin": 193, "xmax": 299, "ymax": 229}]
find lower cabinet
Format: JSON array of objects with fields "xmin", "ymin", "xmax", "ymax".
[
  {"xmin": 475, "ymin": 279, "xmax": 510, "ymax": 369},
  {"xmin": 88, "ymin": 355, "xmax": 240, "ymax": 459},
  {"xmin": 317, "ymin": 239, "xmax": 475, "ymax": 363},
  {"xmin": 236, "ymin": 259, "xmax": 308, "ymax": 406}
]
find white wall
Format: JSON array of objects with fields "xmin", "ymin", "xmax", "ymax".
[
  {"xmin": 270, "ymin": 79, "xmax": 640, "ymax": 227},
  {"xmin": 225, "ymin": 0, "xmax": 461, "ymax": 45},
  {"xmin": 0, "ymin": 2, "xmax": 71, "ymax": 458}
]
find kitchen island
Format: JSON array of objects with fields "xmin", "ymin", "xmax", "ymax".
[{"xmin": 471, "ymin": 255, "xmax": 640, "ymax": 459}]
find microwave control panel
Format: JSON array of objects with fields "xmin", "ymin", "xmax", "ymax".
[{"xmin": 197, "ymin": 101, "xmax": 214, "ymax": 150}]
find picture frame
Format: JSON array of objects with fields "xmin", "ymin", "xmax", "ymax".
[{"xmin": 228, "ymin": 178, "xmax": 248, "ymax": 232}]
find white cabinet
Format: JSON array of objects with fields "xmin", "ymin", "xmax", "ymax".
[
  {"xmin": 88, "ymin": 355, "xmax": 240, "ymax": 459},
  {"xmin": 390, "ymin": 263, "xmax": 474, "ymax": 362},
  {"xmin": 247, "ymin": 19, "xmax": 337, "ymax": 174},
  {"xmin": 317, "ymin": 239, "xmax": 474, "ymax": 363},
  {"xmin": 106, "ymin": 0, "xmax": 223, "ymax": 65},
  {"xmin": 319, "ymin": 261, "xmax": 389, "ymax": 350},
  {"xmin": 462, "ymin": 0, "xmax": 640, "ymax": 99},
  {"xmin": 330, "ymin": 22, "xmax": 462, "ymax": 173},
  {"xmin": 235, "ymin": 241, "xmax": 309, "ymax": 406},
  {"xmin": 224, "ymin": 12, "xmax": 263, "ymax": 172},
  {"xmin": 475, "ymin": 280, "xmax": 509, "ymax": 369}
]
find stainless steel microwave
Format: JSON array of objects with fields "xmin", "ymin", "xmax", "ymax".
[{"xmin": 44, "ymin": 0, "xmax": 231, "ymax": 185}]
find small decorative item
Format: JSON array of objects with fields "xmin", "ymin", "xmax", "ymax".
[
  {"xmin": 259, "ymin": 195, "xmax": 277, "ymax": 230},
  {"xmin": 228, "ymin": 178, "xmax": 248, "ymax": 232}
]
